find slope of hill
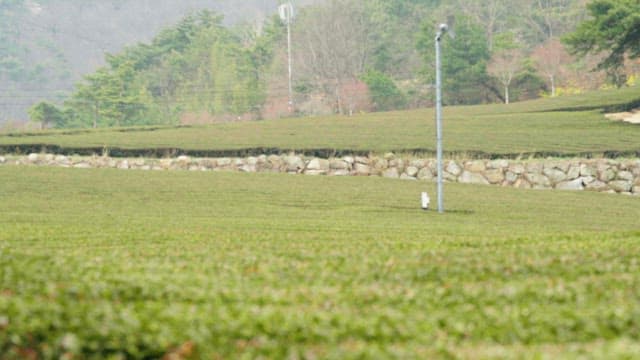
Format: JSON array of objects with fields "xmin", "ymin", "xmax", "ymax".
[{"xmin": 1, "ymin": 86, "xmax": 639, "ymax": 158}]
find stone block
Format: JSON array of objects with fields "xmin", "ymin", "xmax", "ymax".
[
  {"xmin": 459, "ymin": 171, "xmax": 489, "ymax": 185},
  {"xmin": 330, "ymin": 159, "xmax": 350, "ymax": 170},
  {"xmin": 598, "ymin": 168, "xmax": 616, "ymax": 182},
  {"xmin": 373, "ymin": 158, "xmax": 388, "ymax": 170},
  {"xmin": 526, "ymin": 162, "xmax": 543, "ymax": 174},
  {"xmin": 240, "ymin": 165, "xmax": 257, "ymax": 173},
  {"xmin": 389, "ymin": 158, "xmax": 405, "ymax": 171},
  {"xmin": 383, "ymin": 168, "xmax": 400, "ymax": 179},
  {"xmin": 616, "ymin": 171, "xmax": 634, "ymax": 181},
  {"xmin": 306, "ymin": 158, "xmax": 330, "ymax": 172},
  {"xmin": 485, "ymin": 169, "xmax": 505, "ymax": 184},
  {"xmin": 525, "ymin": 173, "xmax": 551, "ymax": 188},
  {"xmin": 283, "ymin": 156, "xmax": 304, "ymax": 172},
  {"xmin": 331, "ymin": 170, "xmax": 350, "ymax": 176},
  {"xmin": 566, "ymin": 165, "xmax": 581, "ymax": 180},
  {"xmin": 465, "ymin": 160, "xmax": 486, "ymax": 172},
  {"xmin": 487, "ymin": 159, "xmax": 509, "ymax": 169},
  {"xmin": 509, "ymin": 163, "xmax": 525, "ymax": 174},
  {"xmin": 267, "ymin": 155, "xmax": 281, "ymax": 164},
  {"xmin": 543, "ymin": 168, "xmax": 567, "ymax": 184},
  {"xmin": 355, "ymin": 156, "xmax": 369, "ymax": 165},
  {"xmin": 410, "ymin": 159, "xmax": 427, "ymax": 168},
  {"xmin": 585, "ymin": 180, "xmax": 608, "ymax": 192},
  {"xmin": 342, "ymin": 156, "xmax": 355, "ymax": 165},
  {"xmin": 405, "ymin": 166, "xmax": 419, "ymax": 177},
  {"xmin": 305, "ymin": 170, "xmax": 325, "ymax": 176},
  {"xmin": 505, "ymin": 171, "xmax": 519, "ymax": 183},
  {"xmin": 354, "ymin": 163, "xmax": 371, "ymax": 176},
  {"xmin": 609, "ymin": 180, "xmax": 632, "ymax": 193},
  {"xmin": 579, "ymin": 164, "xmax": 595, "ymax": 177},
  {"xmin": 446, "ymin": 161, "xmax": 462, "ymax": 176},
  {"xmin": 73, "ymin": 162, "xmax": 92, "ymax": 169},
  {"xmin": 597, "ymin": 162, "xmax": 612, "ymax": 173},
  {"xmin": 246, "ymin": 157, "xmax": 258, "ymax": 166},
  {"xmin": 200, "ymin": 159, "xmax": 217, "ymax": 169},
  {"xmin": 545, "ymin": 161, "xmax": 569, "ymax": 173},
  {"xmin": 556, "ymin": 178, "xmax": 584, "ymax": 191},
  {"xmin": 427, "ymin": 160, "xmax": 438, "ymax": 172},
  {"xmin": 418, "ymin": 167, "xmax": 434, "ymax": 181},
  {"xmin": 444, "ymin": 171, "xmax": 458, "ymax": 182}
]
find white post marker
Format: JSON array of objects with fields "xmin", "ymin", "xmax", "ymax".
[{"xmin": 421, "ymin": 192, "xmax": 430, "ymax": 210}]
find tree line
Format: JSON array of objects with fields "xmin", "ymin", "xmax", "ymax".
[
  {"xmin": 26, "ymin": 0, "xmax": 640, "ymax": 129},
  {"xmin": 0, "ymin": 0, "xmax": 302, "ymax": 126}
]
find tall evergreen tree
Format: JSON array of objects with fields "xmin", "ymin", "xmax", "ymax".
[
  {"xmin": 418, "ymin": 18, "xmax": 492, "ymax": 105},
  {"xmin": 564, "ymin": 0, "xmax": 640, "ymax": 85}
]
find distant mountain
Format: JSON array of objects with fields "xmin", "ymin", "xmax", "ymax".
[
  {"xmin": 0, "ymin": 0, "xmax": 318, "ymax": 125},
  {"xmin": 31, "ymin": 0, "xmax": 319, "ymax": 77}
]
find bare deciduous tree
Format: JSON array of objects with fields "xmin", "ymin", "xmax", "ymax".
[
  {"xmin": 488, "ymin": 49, "xmax": 524, "ymax": 104},
  {"xmin": 293, "ymin": 0, "xmax": 374, "ymax": 114},
  {"xmin": 531, "ymin": 37, "xmax": 571, "ymax": 97}
]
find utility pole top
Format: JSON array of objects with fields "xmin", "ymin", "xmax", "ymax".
[{"xmin": 278, "ymin": 3, "xmax": 295, "ymax": 25}]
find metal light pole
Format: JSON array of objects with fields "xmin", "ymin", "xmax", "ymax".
[
  {"xmin": 279, "ymin": 2, "xmax": 295, "ymax": 113},
  {"xmin": 287, "ymin": 14, "xmax": 293, "ymax": 112},
  {"xmin": 435, "ymin": 23, "xmax": 449, "ymax": 214}
]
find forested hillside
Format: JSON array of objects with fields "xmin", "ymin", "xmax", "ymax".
[
  {"xmin": 3, "ymin": 0, "xmax": 640, "ymax": 129},
  {"xmin": 0, "ymin": 0, "xmax": 316, "ymax": 126}
]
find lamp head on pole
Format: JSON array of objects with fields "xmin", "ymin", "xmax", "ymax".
[
  {"xmin": 436, "ymin": 16, "xmax": 456, "ymax": 41},
  {"xmin": 278, "ymin": 3, "xmax": 295, "ymax": 25},
  {"xmin": 436, "ymin": 24, "xmax": 448, "ymax": 41}
]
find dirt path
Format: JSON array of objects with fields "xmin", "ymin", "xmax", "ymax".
[{"xmin": 605, "ymin": 109, "xmax": 640, "ymax": 124}]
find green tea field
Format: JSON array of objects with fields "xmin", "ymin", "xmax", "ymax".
[
  {"xmin": 1, "ymin": 86, "xmax": 639, "ymax": 158},
  {"xmin": 1, "ymin": 166, "xmax": 640, "ymax": 358}
]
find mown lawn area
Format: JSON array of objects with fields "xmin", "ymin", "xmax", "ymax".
[
  {"xmin": 1, "ymin": 86, "xmax": 639, "ymax": 157},
  {"xmin": 1, "ymin": 166, "xmax": 639, "ymax": 358}
]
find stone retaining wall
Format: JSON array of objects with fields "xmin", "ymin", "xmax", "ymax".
[{"xmin": 2, "ymin": 153, "xmax": 639, "ymax": 195}]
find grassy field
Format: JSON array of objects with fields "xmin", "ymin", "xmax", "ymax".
[
  {"xmin": 1, "ymin": 86, "xmax": 639, "ymax": 157},
  {"xmin": 1, "ymin": 166, "xmax": 640, "ymax": 358}
]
